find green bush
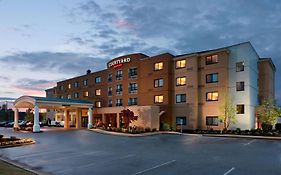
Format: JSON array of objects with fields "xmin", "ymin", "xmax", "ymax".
[
  {"xmin": 145, "ymin": 127, "xmax": 151, "ymax": 132},
  {"xmin": 236, "ymin": 128, "xmax": 241, "ymax": 134},
  {"xmin": 162, "ymin": 123, "xmax": 170, "ymax": 131},
  {"xmin": 152, "ymin": 128, "xmax": 157, "ymax": 132}
]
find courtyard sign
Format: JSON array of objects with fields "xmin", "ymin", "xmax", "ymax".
[{"xmin": 108, "ymin": 57, "xmax": 131, "ymax": 68}]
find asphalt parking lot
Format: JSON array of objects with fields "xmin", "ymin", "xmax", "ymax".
[{"xmin": 1, "ymin": 127, "xmax": 281, "ymax": 175}]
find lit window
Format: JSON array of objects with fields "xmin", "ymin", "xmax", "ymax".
[
  {"xmin": 206, "ymin": 55, "xmax": 218, "ymax": 65},
  {"xmin": 236, "ymin": 62, "xmax": 244, "ymax": 72},
  {"xmin": 154, "ymin": 79, "xmax": 164, "ymax": 87},
  {"xmin": 116, "ymin": 70, "xmax": 123, "ymax": 80},
  {"xmin": 95, "ymin": 101, "xmax": 101, "ymax": 108},
  {"xmin": 68, "ymin": 84, "xmax": 71, "ymax": 89},
  {"xmin": 154, "ymin": 62, "xmax": 163, "ymax": 71},
  {"xmin": 237, "ymin": 104, "xmax": 245, "ymax": 114},
  {"xmin": 154, "ymin": 95, "xmax": 164, "ymax": 103},
  {"xmin": 67, "ymin": 95, "xmax": 71, "ymax": 99},
  {"xmin": 236, "ymin": 81, "xmax": 245, "ymax": 91},
  {"xmin": 116, "ymin": 99, "xmax": 123, "ymax": 106},
  {"xmin": 206, "ymin": 116, "xmax": 218, "ymax": 126},
  {"xmin": 176, "ymin": 77, "xmax": 186, "ymax": 86},
  {"xmin": 83, "ymin": 80, "xmax": 88, "ymax": 86},
  {"xmin": 129, "ymin": 68, "xmax": 137, "ymax": 78},
  {"xmin": 206, "ymin": 73, "xmax": 218, "ymax": 83},
  {"xmin": 84, "ymin": 91, "xmax": 89, "ymax": 97},
  {"xmin": 176, "ymin": 117, "xmax": 187, "ymax": 125},
  {"xmin": 128, "ymin": 98, "xmax": 137, "ymax": 106},
  {"xmin": 176, "ymin": 59, "xmax": 186, "ymax": 69},
  {"xmin": 129, "ymin": 83, "xmax": 138, "ymax": 93},
  {"xmin": 95, "ymin": 76, "xmax": 101, "ymax": 84},
  {"xmin": 206, "ymin": 92, "xmax": 219, "ymax": 101},
  {"xmin": 95, "ymin": 89, "xmax": 101, "ymax": 96},
  {"xmin": 176, "ymin": 94, "xmax": 186, "ymax": 103}
]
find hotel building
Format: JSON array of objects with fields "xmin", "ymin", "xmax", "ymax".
[{"xmin": 45, "ymin": 42, "xmax": 275, "ymax": 130}]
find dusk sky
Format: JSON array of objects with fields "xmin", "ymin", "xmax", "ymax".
[{"xmin": 0, "ymin": 0, "xmax": 280, "ymax": 104}]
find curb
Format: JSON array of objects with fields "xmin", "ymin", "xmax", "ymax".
[
  {"xmin": 0, "ymin": 140, "xmax": 36, "ymax": 149},
  {"xmin": 89, "ymin": 129, "xmax": 202, "ymax": 137},
  {"xmin": 202, "ymin": 134, "xmax": 281, "ymax": 140},
  {"xmin": 0, "ymin": 156, "xmax": 50, "ymax": 175}
]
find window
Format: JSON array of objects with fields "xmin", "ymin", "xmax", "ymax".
[
  {"xmin": 206, "ymin": 116, "xmax": 218, "ymax": 126},
  {"xmin": 116, "ymin": 99, "xmax": 123, "ymax": 106},
  {"xmin": 129, "ymin": 68, "xmax": 137, "ymax": 78},
  {"xmin": 74, "ymin": 93, "xmax": 79, "ymax": 99},
  {"xmin": 237, "ymin": 104, "xmax": 245, "ymax": 114},
  {"xmin": 95, "ymin": 76, "xmax": 101, "ymax": 84},
  {"xmin": 176, "ymin": 77, "xmax": 186, "ymax": 86},
  {"xmin": 128, "ymin": 98, "xmax": 137, "ymax": 106},
  {"xmin": 116, "ymin": 84, "xmax": 123, "ymax": 95},
  {"xmin": 84, "ymin": 91, "xmax": 89, "ymax": 97},
  {"xmin": 129, "ymin": 83, "xmax": 138, "ymax": 93},
  {"xmin": 67, "ymin": 94, "xmax": 71, "ymax": 99},
  {"xmin": 60, "ymin": 96, "xmax": 64, "ymax": 99},
  {"xmin": 176, "ymin": 117, "xmax": 187, "ymax": 125},
  {"xmin": 154, "ymin": 95, "xmax": 164, "ymax": 103},
  {"xmin": 95, "ymin": 101, "xmax": 101, "ymax": 108},
  {"xmin": 236, "ymin": 81, "xmax": 245, "ymax": 91},
  {"xmin": 108, "ymin": 87, "xmax": 112, "ymax": 96},
  {"xmin": 60, "ymin": 86, "xmax": 64, "ymax": 91},
  {"xmin": 74, "ymin": 82, "xmax": 79, "ymax": 88},
  {"xmin": 95, "ymin": 89, "xmax": 101, "ymax": 96},
  {"xmin": 206, "ymin": 73, "xmax": 218, "ymax": 83},
  {"xmin": 116, "ymin": 70, "xmax": 123, "ymax": 80},
  {"xmin": 206, "ymin": 92, "xmax": 219, "ymax": 101},
  {"xmin": 154, "ymin": 79, "xmax": 164, "ymax": 87},
  {"xmin": 68, "ymin": 84, "xmax": 71, "ymax": 89},
  {"xmin": 108, "ymin": 100, "xmax": 112, "ymax": 107},
  {"xmin": 83, "ymin": 80, "xmax": 88, "ymax": 86},
  {"xmin": 176, "ymin": 59, "xmax": 186, "ymax": 69},
  {"xmin": 236, "ymin": 62, "xmax": 244, "ymax": 72},
  {"xmin": 206, "ymin": 55, "xmax": 218, "ymax": 65},
  {"xmin": 176, "ymin": 94, "xmax": 186, "ymax": 103},
  {"xmin": 154, "ymin": 62, "xmax": 163, "ymax": 71},
  {"xmin": 108, "ymin": 73, "xmax": 112, "ymax": 82}
]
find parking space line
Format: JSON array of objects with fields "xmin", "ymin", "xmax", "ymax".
[
  {"xmin": 132, "ymin": 160, "xmax": 176, "ymax": 175},
  {"xmin": 243, "ymin": 139, "xmax": 255, "ymax": 146},
  {"xmin": 223, "ymin": 167, "xmax": 235, "ymax": 175},
  {"xmin": 13, "ymin": 149, "xmax": 74, "ymax": 159}
]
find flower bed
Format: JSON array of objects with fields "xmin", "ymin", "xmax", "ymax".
[
  {"xmin": 95, "ymin": 126, "xmax": 158, "ymax": 134},
  {"xmin": 0, "ymin": 135, "xmax": 35, "ymax": 148}
]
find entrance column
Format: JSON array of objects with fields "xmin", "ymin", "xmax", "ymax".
[
  {"xmin": 13, "ymin": 108, "xmax": 19, "ymax": 128},
  {"xmin": 64, "ymin": 109, "xmax": 70, "ymax": 129},
  {"xmin": 102, "ymin": 114, "xmax": 106, "ymax": 124},
  {"xmin": 117, "ymin": 113, "xmax": 120, "ymax": 128},
  {"xmin": 75, "ymin": 108, "xmax": 81, "ymax": 129},
  {"xmin": 88, "ymin": 107, "xmax": 93, "ymax": 129},
  {"xmin": 33, "ymin": 104, "xmax": 40, "ymax": 132}
]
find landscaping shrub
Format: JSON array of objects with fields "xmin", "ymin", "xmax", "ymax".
[
  {"xmin": 162, "ymin": 123, "xmax": 170, "ymax": 131},
  {"xmin": 236, "ymin": 128, "xmax": 241, "ymax": 134},
  {"xmin": 275, "ymin": 123, "xmax": 281, "ymax": 131},
  {"xmin": 145, "ymin": 127, "xmax": 151, "ymax": 132},
  {"xmin": 152, "ymin": 128, "xmax": 157, "ymax": 132},
  {"xmin": 262, "ymin": 123, "xmax": 273, "ymax": 132},
  {"xmin": 0, "ymin": 134, "xmax": 3, "ymax": 140}
]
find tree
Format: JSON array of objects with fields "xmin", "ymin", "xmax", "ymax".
[
  {"xmin": 25, "ymin": 108, "xmax": 34, "ymax": 122},
  {"xmin": 256, "ymin": 99, "xmax": 281, "ymax": 131},
  {"xmin": 121, "ymin": 108, "xmax": 137, "ymax": 128},
  {"xmin": 219, "ymin": 94, "xmax": 237, "ymax": 130}
]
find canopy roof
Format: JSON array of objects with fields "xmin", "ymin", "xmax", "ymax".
[{"xmin": 14, "ymin": 96, "xmax": 93, "ymax": 109}]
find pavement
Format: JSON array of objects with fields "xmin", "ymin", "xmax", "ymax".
[{"xmin": 1, "ymin": 127, "xmax": 281, "ymax": 175}]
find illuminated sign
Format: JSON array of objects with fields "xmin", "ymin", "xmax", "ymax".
[{"xmin": 108, "ymin": 57, "xmax": 131, "ymax": 68}]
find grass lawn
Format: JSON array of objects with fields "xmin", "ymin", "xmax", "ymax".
[{"xmin": 0, "ymin": 159, "xmax": 35, "ymax": 175}]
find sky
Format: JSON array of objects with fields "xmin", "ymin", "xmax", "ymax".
[{"xmin": 0, "ymin": 0, "xmax": 280, "ymax": 104}]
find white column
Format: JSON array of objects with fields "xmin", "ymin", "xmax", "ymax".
[
  {"xmin": 13, "ymin": 108, "xmax": 19, "ymax": 128},
  {"xmin": 75, "ymin": 108, "xmax": 81, "ymax": 129},
  {"xmin": 88, "ymin": 107, "xmax": 93, "ymax": 129},
  {"xmin": 64, "ymin": 109, "xmax": 70, "ymax": 129},
  {"xmin": 33, "ymin": 104, "xmax": 40, "ymax": 132}
]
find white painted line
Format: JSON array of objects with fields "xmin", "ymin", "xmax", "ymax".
[
  {"xmin": 56, "ymin": 154, "xmax": 136, "ymax": 174},
  {"xmin": 223, "ymin": 167, "xmax": 235, "ymax": 175},
  {"xmin": 14, "ymin": 149, "xmax": 74, "ymax": 159},
  {"xmin": 132, "ymin": 160, "xmax": 176, "ymax": 175},
  {"xmin": 243, "ymin": 139, "xmax": 255, "ymax": 146}
]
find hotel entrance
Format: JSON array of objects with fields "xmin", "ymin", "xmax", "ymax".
[
  {"xmin": 81, "ymin": 117, "xmax": 88, "ymax": 127},
  {"xmin": 105, "ymin": 113, "xmax": 117, "ymax": 128}
]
